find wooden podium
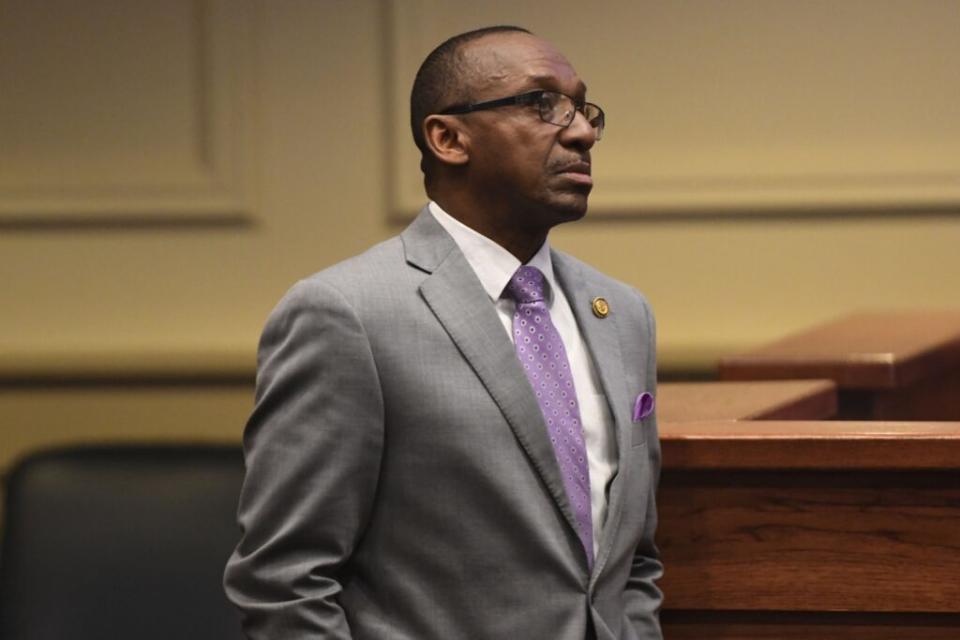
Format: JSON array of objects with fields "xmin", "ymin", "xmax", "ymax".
[
  {"xmin": 656, "ymin": 420, "xmax": 960, "ymax": 639},
  {"xmin": 718, "ymin": 311, "xmax": 960, "ymax": 420}
]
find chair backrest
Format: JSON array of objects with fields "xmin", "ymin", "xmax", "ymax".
[{"xmin": 0, "ymin": 444, "xmax": 246, "ymax": 640}]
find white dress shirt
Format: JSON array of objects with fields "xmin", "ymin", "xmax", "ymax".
[{"xmin": 428, "ymin": 201, "xmax": 617, "ymax": 554}]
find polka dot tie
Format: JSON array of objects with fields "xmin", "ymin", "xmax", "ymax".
[{"xmin": 504, "ymin": 265, "xmax": 593, "ymax": 568}]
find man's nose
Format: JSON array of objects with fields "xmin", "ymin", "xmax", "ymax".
[{"xmin": 560, "ymin": 109, "xmax": 597, "ymax": 150}]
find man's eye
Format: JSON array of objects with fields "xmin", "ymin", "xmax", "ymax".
[{"xmin": 538, "ymin": 92, "xmax": 561, "ymax": 107}]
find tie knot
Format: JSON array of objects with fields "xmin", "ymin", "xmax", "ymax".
[{"xmin": 504, "ymin": 265, "xmax": 547, "ymax": 304}]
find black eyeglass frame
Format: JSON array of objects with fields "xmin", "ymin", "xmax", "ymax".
[{"xmin": 438, "ymin": 90, "xmax": 605, "ymax": 140}]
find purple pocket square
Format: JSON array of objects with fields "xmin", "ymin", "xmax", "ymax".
[{"xmin": 632, "ymin": 392, "xmax": 654, "ymax": 422}]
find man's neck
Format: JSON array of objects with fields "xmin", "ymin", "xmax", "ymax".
[{"xmin": 430, "ymin": 194, "xmax": 548, "ymax": 263}]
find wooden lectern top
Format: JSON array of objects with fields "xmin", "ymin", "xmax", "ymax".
[
  {"xmin": 718, "ymin": 310, "xmax": 960, "ymax": 389},
  {"xmin": 657, "ymin": 380, "xmax": 836, "ymax": 423},
  {"xmin": 660, "ymin": 419, "xmax": 960, "ymax": 469}
]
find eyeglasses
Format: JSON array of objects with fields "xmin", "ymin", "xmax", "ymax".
[{"xmin": 439, "ymin": 90, "xmax": 605, "ymax": 141}]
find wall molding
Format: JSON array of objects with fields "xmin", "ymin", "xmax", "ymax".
[
  {"xmin": 0, "ymin": 344, "xmax": 255, "ymax": 384},
  {"xmin": 0, "ymin": 0, "xmax": 257, "ymax": 224},
  {"xmin": 0, "ymin": 339, "xmax": 722, "ymax": 382}
]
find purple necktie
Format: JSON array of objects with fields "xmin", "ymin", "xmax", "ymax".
[{"xmin": 504, "ymin": 265, "xmax": 593, "ymax": 567}]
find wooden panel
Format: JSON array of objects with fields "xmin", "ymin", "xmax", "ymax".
[
  {"xmin": 719, "ymin": 311, "xmax": 960, "ymax": 389},
  {"xmin": 657, "ymin": 419, "xmax": 960, "ymax": 635},
  {"xmin": 871, "ymin": 367, "xmax": 960, "ymax": 420},
  {"xmin": 658, "ymin": 380, "xmax": 836, "ymax": 422},
  {"xmin": 658, "ymin": 470, "xmax": 960, "ymax": 612}
]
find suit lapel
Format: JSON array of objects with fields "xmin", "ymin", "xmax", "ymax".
[
  {"xmin": 552, "ymin": 252, "xmax": 634, "ymax": 578},
  {"xmin": 402, "ymin": 210, "xmax": 584, "ymax": 543}
]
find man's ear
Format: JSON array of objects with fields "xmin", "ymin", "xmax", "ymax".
[{"xmin": 422, "ymin": 115, "xmax": 470, "ymax": 167}]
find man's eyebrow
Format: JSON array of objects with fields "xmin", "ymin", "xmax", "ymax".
[{"xmin": 528, "ymin": 75, "xmax": 588, "ymax": 97}]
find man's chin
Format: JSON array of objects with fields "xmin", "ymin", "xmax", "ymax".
[{"xmin": 549, "ymin": 191, "xmax": 590, "ymax": 222}]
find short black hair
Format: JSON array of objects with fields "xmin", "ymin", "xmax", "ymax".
[{"xmin": 410, "ymin": 26, "xmax": 532, "ymax": 166}]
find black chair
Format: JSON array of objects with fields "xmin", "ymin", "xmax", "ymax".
[{"xmin": 0, "ymin": 444, "xmax": 246, "ymax": 640}]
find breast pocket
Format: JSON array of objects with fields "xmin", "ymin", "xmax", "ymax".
[{"xmin": 630, "ymin": 420, "xmax": 649, "ymax": 447}]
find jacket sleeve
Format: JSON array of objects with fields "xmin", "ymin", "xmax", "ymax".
[
  {"xmin": 622, "ymin": 297, "xmax": 664, "ymax": 640},
  {"xmin": 223, "ymin": 277, "xmax": 384, "ymax": 638}
]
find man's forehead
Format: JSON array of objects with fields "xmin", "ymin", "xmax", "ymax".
[{"xmin": 460, "ymin": 32, "xmax": 585, "ymax": 95}]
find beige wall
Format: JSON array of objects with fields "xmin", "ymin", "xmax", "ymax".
[{"xmin": 2, "ymin": 0, "xmax": 959, "ymax": 466}]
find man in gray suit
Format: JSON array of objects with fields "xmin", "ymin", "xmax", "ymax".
[{"xmin": 224, "ymin": 26, "xmax": 662, "ymax": 639}]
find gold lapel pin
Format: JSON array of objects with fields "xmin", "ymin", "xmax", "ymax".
[{"xmin": 591, "ymin": 297, "xmax": 610, "ymax": 318}]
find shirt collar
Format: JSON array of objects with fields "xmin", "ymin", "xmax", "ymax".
[{"xmin": 428, "ymin": 201, "xmax": 558, "ymax": 304}]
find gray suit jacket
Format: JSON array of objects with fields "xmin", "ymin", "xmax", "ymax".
[{"xmin": 224, "ymin": 208, "xmax": 663, "ymax": 639}]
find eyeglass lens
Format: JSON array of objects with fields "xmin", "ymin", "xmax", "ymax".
[{"xmin": 538, "ymin": 92, "xmax": 604, "ymax": 139}]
